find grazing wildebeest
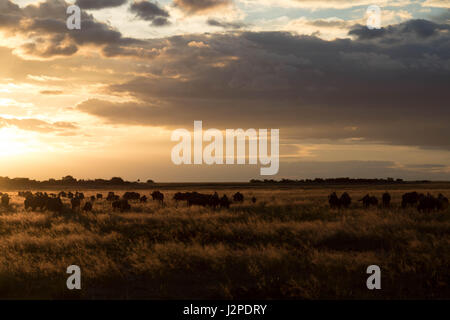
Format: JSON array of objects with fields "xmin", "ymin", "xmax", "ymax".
[
  {"xmin": 220, "ymin": 195, "xmax": 231, "ymax": 209},
  {"xmin": 382, "ymin": 192, "xmax": 391, "ymax": 208},
  {"xmin": 96, "ymin": 194, "xmax": 103, "ymax": 200},
  {"xmin": 58, "ymin": 191, "xmax": 67, "ymax": 198},
  {"xmin": 67, "ymin": 192, "xmax": 74, "ymax": 199},
  {"xmin": 75, "ymin": 192, "xmax": 85, "ymax": 200},
  {"xmin": 1, "ymin": 194, "xmax": 10, "ymax": 207},
  {"xmin": 402, "ymin": 192, "xmax": 421, "ymax": 208},
  {"xmin": 90, "ymin": 195, "xmax": 96, "ymax": 202},
  {"xmin": 417, "ymin": 193, "xmax": 439, "ymax": 212},
  {"xmin": 328, "ymin": 192, "xmax": 340, "ymax": 209},
  {"xmin": 340, "ymin": 192, "xmax": 352, "ymax": 208},
  {"xmin": 140, "ymin": 195, "xmax": 148, "ymax": 203},
  {"xmin": 107, "ymin": 192, "xmax": 116, "ymax": 201},
  {"xmin": 151, "ymin": 191, "xmax": 164, "ymax": 203},
  {"xmin": 251, "ymin": 196, "xmax": 257, "ymax": 204},
  {"xmin": 83, "ymin": 202, "xmax": 93, "ymax": 212},
  {"xmin": 112, "ymin": 199, "xmax": 131, "ymax": 212},
  {"xmin": 123, "ymin": 192, "xmax": 140, "ymax": 201},
  {"xmin": 233, "ymin": 192, "xmax": 244, "ymax": 203},
  {"xmin": 360, "ymin": 194, "xmax": 378, "ymax": 208},
  {"xmin": 24, "ymin": 193, "xmax": 63, "ymax": 213},
  {"xmin": 437, "ymin": 194, "xmax": 449, "ymax": 210},
  {"xmin": 46, "ymin": 197, "xmax": 64, "ymax": 213},
  {"xmin": 71, "ymin": 197, "xmax": 81, "ymax": 211}
]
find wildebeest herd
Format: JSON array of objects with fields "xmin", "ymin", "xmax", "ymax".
[
  {"xmin": 329, "ymin": 191, "xmax": 449, "ymax": 212},
  {"xmin": 9, "ymin": 190, "xmax": 256, "ymax": 214},
  {"xmin": 1, "ymin": 190, "xmax": 448, "ymax": 214}
]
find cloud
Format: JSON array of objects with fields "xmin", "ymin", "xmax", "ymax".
[
  {"xmin": 75, "ymin": 19, "xmax": 450, "ymax": 152},
  {"xmin": 0, "ymin": 0, "xmax": 152, "ymax": 58},
  {"xmin": 173, "ymin": 0, "xmax": 232, "ymax": 15},
  {"xmin": 75, "ymin": 0, "xmax": 128, "ymax": 10},
  {"xmin": 207, "ymin": 18, "xmax": 246, "ymax": 29},
  {"xmin": 129, "ymin": 0, "xmax": 170, "ymax": 26},
  {"xmin": 0, "ymin": 117, "xmax": 78, "ymax": 133},
  {"xmin": 39, "ymin": 90, "xmax": 64, "ymax": 95},
  {"xmin": 422, "ymin": 0, "xmax": 450, "ymax": 8}
]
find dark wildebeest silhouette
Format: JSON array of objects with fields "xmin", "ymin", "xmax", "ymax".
[
  {"xmin": 123, "ymin": 192, "xmax": 140, "ymax": 201},
  {"xmin": 96, "ymin": 194, "xmax": 103, "ymax": 200},
  {"xmin": 437, "ymin": 194, "xmax": 449, "ymax": 211},
  {"xmin": 151, "ymin": 191, "xmax": 164, "ymax": 203},
  {"xmin": 251, "ymin": 196, "xmax": 257, "ymax": 204},
  {"xmin": 220, "ymin": 195, "xmax": 231, "ymax": 209},
  {"xmin": 71, "ymin": 197, "xmax": 81, "ymax": 211},
  {"xmin": 67, "ymin": 192, "xmax": 74, "ymax": 199},
  {"xmin": 1, "ymin": 194, "xmax": 10, "ymax": 207},
  {"xmin": 83, "ymin": 202, "xmax": 93, "ymax": 212},
  {"xmin": 75, "ymin": 192, "xmax": 85, "ymax": 200},
  {"xmin": 58, "ymin": 191, "xmax": 67, "ymax": 198},
  {"xmin": 46, "ymin": 197, "xmax": 63, "ymax": 213},
  {"xmin": 140, "ymin": 195, "xmax": 148, "ymax": 203},
  {"xmin": 382, "ymin": 192, "xmax": 391, "ymax": 208},
  {"xmin": 340, "ymin": 192, "xmax": 352, "ymax": 208},
  {"xmin": 328, "ymin": 192, "xmax": 351, "ymax": 209},
  {"xmin": 90, "ymin": 195, "xmax": 96, "ymax": 202},
  {"xmin": 112, "ymin": 199, "xmax": 131, "ymax": 212},
  {"xmin": 233, "ymin": 192, "xmax": 244, "ymax": 203},
  {"xmin": 360, "ymin": 194, "xmax": 378, "ymax": 208},
  {"xmin": 417, "ymin": 193, "xmax": 439, "ymax": 212},
  {"xmin": 24, "ymin": 193, "xmax": 63, "ymax": 213},
  {"xmin": 402, "ymin": 192, "xmax": 421, "ymax": 208},
  {"xmin": 328, "ymin": 192, "xmax": 340, "ymax": 209},
  {"xmin": 107, "ymin": 192, "xmax": 116, "ymax": 201}
]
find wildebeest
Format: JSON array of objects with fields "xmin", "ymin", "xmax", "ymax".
[
  {"xmin": 24, "ymin": 193, "xmax": 63, "ymax": 213},
  {"xmin": 328, "ymin": 192, "xmax": 351, "ymax": 209},
  {"xmin": 1, "ymin": 194, "xmax": 10, "ymax": 207},
  {"xmin": 46, "ymin": 197, "xmax": 63, "ymax": 213},
  {"xmin": 112, "ymin": 199, "xmax": 131, "ymax": 212},
  {"xmin": 402, "ymin": 192, "xmax": 421, "ymax": 208},
  {"xmin": 151, "ymin": 191, "xmax": 164, "ymax": 203},
  {"xmin": 233, "ymin": 192, "xmax": 244, "ymax": 203},
  {"xmin": 360, "ymin": 194, "xmax": 378, "ymax": 208},
  {"xmin": 340, "ymin": 192, "xmax": 352, "ymax": 208},
  {"xmin": 75, "ymin": 192, "xmax": 85, "ymax": 200},
  {"xmin": 437, "ymin": 194, "xmax": 449, "ymax": 210},
  {"xmin": 382, "ymin": 192, "xmax": 391, "ymax": 208},
  {"xmin": 417, "ymin": 193, "xmax": 439, "ymax": 212},
  {"xmin": 220, "ymin": 195, "xmax": 231, "ymax": 209},
  {"xmin": 96, "ymin": 194, "xmax": 103, "ymax": 200},
  {"xmin": 90, "ymin": 195, "xmax": 96, "ymax": 202},
  {"xmin": 67, "ymin": 192, "xmax": 74, "ymax": 199},
  {"xmin": 83, "ymin": 202, "xmax": 93, "ymax": 212},
  {"xmin": 328, "ymin": 192, "xmax": 340, "ymax": 209},
  {"xmin": 251, "ymin": 196, "xmax": 257, "ymax": 204},
  {"xmin": 140, "ymin": 195, "xmax": 148, "ymax": 203},
  {"xmin": 71, "ymin": 197, "xmax": 81, "ymax": 211},
  {"xmin": 107, "ymin": 192, "xmax": 120, "ymax": 201},
  {"xmin": 123, "ymin": 192, "xmax": 140, "ymax": 201},
  {"xmin": 58, "ymin": 191, "xmax": 67, "ymax": 198}
]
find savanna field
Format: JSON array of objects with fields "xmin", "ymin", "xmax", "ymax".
[{"xmin": 0, "ymin": 184, "xmax": 449, "ymax": 299}]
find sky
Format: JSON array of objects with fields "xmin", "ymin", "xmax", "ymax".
[{"xmin": 0, "ymin": 0, "xmax": 449, "ymax": 182}]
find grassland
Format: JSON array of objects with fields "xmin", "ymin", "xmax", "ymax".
[{"xmin": 0, "ymin": 183, "xmax": 449, "ymax": 299}]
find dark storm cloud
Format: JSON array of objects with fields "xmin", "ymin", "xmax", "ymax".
[
  {"xmin": 0, "ymin": 0, "xmax": 155, "ymax": 58},
  {"xmin": 77, "ymin": 19, "xmax": 450, "ymax": 151},
  {"xmin": 174, "ymin": 0, "xmax": 232, "ymax": 14},
  {"xmin": 129, "ymin": 0, "xmax": 170, "ymax": 26},
  {"xmin": 207, "ymin": 18, "xmax": 246, "ymax": 29},
  {"xmin": 75, "ymin": 0, "xmax": 128, "ymax": 10}
]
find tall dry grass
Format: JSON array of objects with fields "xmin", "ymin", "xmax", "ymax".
[{"xmin": 0, "ymin": 186, "xmax": 448, "ymax": 299}]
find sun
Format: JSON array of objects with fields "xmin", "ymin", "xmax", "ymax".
[{"xmin": 0, "ymin": 127, "xmax": 37, "ymax": 157}]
